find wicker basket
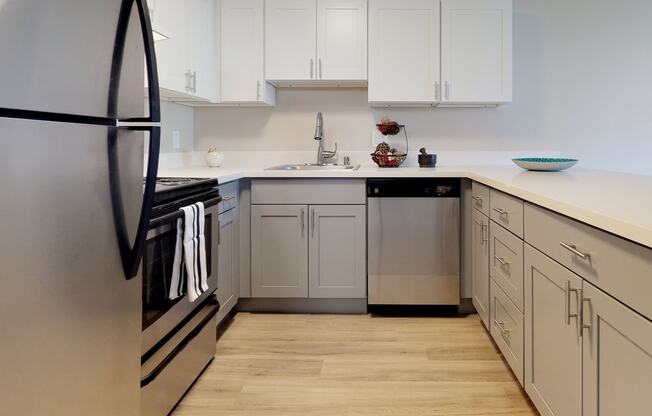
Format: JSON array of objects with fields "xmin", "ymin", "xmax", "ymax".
[{"xmin": 371, "ymin": 153, "xmax": 407, "ymax": 168}]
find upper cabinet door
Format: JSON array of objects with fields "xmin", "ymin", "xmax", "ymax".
[
  {"xmin": 369, "ymin": 0, "xmax": 439, "ymax": 105},
  {"xmin": 189, "ymin": 0, "xmax": 215, "ymax": 101},
  {"xmin": 154, "ymin": 0, "xmax": 214, "ymax": 101},
  {"xmin": 441, "ymin": 0, "xmax": 512, "ymax": 104},
  {"xmin": 265, "ymin": 0, "xmax": 317, "ymax": 81},
  {"xmin": 316, "ymin": 0, "xmax": 367, "ymax": 81},
  {"xmin": 220, "ymin": 0, "xmax": 275, "ymax": 104},
  {"xmin": 582, "ymin": 281, "xmax": 652, "ymax": 416},
  {"xmin": 152, "ymin": 0, "xmax": 193, "ymax": 96}
]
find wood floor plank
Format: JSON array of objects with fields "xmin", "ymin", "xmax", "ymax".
[{"xmin": 172, "ymin": 313, "xmax": 538, "ymax": 416}]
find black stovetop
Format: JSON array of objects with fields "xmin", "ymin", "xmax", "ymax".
[{"xmin": 152, "ymin": 177, "xmax": 217, "ymax": 203}]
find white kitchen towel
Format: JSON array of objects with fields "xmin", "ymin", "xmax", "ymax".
[
  {"xmin": 168, "ymin": 202, "xmax": 209, "ymax": 301},
  {"xmin": 169, "ymin": 218, "xmax": 186, "ymax": 300}
]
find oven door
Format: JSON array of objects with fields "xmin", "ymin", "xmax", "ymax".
[{"xmin": 141, "ymin": 202, "xmax": 219, "ymax": 355}]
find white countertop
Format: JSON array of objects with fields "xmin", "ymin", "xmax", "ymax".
[{"xmin": 158, "ymin": 164, "xmax": 652, "ymax": 249}]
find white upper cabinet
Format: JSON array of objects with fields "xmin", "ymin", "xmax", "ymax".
[
  {"xmin": 219, "ymin": 0, "xmax": 276, "ymax": 105},
  {"xmin": 440, "ymin": 0, "xmax": 512, "ymax": 105},
  {"xmin": 317, "ymin": 0, "xmax": 367, "ymax": 81},
  {"xmin": 265, "ymin": 0, "xmax": 367, "ymax": 83},
  {"xmin": 368, "ymin": 0, "xmax": 440, "ymax": 106},
  {"xmin": 265, "ymin": 0, "xmax": 317, "ymax": 81},
  {"xmin": 152, "ymin": 0, "xmax": 215, "ymax": 102}
]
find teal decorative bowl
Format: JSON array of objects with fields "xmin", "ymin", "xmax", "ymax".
[{"xmin": 512, "ymin": 158, "xmax": 578, "ymax": 172}]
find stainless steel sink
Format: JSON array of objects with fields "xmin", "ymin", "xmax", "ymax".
[{"xmin": 266, "ymin": 163, "xmax": 360, "ymax": 171}]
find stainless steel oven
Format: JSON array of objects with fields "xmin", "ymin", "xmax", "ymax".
[
  {"xmin": 140, "ymin": 178, "xmax": 221, "ymax": 416},
  {"xmin": 142, "ymin": 196, "xmax": 219, "ymax": 352}
]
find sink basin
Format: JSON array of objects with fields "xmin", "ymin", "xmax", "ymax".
[{"xmin": 266, "ymin": 163, "xmax": 360, "ymax": 171}]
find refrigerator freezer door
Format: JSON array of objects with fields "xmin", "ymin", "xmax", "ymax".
[
  {"xmin": 0, "ymin": 0, "xmax": 145, "ymax": 119},
  {"xmin": 0, "ymin": 117, "xmax": 144, "ymax": 416}
]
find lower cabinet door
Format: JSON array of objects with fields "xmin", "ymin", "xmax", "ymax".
[
  {"xmin": 251, "ymin": 205, "xmax": 308, "ymax": 297},
  {"xmin": 216, "ymin": 208, "xmax": 238, "ymax": 324},
  {"xmin": 309, "ymin": 205, "xmax": 366, "ymax": 298},
  {"xmin": 472, "ymin": 209, "xmax": 490, "ymax": 327},
  {"xmin": 524, "ymin": 244, "xmax": 582, "ymax": 416},
  {"xmin": 582, "ymin": 281, "xmax": 652, "ymax": 416}
]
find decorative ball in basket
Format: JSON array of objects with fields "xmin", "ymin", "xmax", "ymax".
[{"xmin": 371, "ymin": 117, "xmax": 409, "ymax": 168}]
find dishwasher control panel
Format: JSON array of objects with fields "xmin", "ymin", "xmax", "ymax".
[{"xmin": 367, "ymin": 178, "xmax": 460, "ymax": 198}]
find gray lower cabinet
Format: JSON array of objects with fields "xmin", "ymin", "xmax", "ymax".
[
  {"xmin": 472, "ymin": 209, "xmax": 490, "ymax": 328},
  {"xmin": 582, "ymin": 281, "xmax": 652, "ymax": 416},
  {"xmin": 524, "ymin": 244, "xmax": 582, "ymax": 416},
  {"xmin": 251, "ymin": 205, "xmax": 308, "ymax": 298},
  {"xmin": 215, "ymin": 207, "xmax": 239, "ymax": 324},
  {"xmin": 309, "ymin": 205, "xmax": 366, "ymax": 298}
]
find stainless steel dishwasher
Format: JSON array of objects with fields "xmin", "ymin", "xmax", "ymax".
[{"xmin": 367, "ymin": 178, "xmax": 460, "ymax": 305}]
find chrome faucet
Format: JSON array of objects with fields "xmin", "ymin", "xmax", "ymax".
[{"xmin": 314, "ymin": 112, "xmax": 337, "ymax": 165}]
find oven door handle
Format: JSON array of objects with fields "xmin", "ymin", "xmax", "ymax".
[
  {"xmin": 140, "ymin": 298, "xmax": 219, "ymax": 388},
  {"xmin": 148, "ymin": 196, "xmax": 222, "ymax": 230}
]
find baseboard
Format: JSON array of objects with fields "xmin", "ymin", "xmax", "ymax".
[{"xmin": 236, "ymin": 298, "xmax": 368, "ymax": 314}]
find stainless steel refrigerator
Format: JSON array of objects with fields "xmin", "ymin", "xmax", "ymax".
[{"xmin": 0, "ymin": 1, "xmax": 160, "ymax": 415}]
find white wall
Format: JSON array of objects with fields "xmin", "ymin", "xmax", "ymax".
[
  {"xmin": 160, "ymin": 101, "xmax": 195, "ymax": 153},
  {"xmin": 189, "ymin": 0, "xmax": 652, "ymax": 174}
]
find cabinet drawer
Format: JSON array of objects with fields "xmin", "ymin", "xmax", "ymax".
[
  {"xmin": 471, "ymin": 181, "xmax": 490, "ymax": 216},
  {"xmin": 490, "ymin": 278, "xmax": 524, "ymax": 386},
  {"xmin": 218, "ymin": 181, "xmax": 239, "ymax": 213},
  {"xmin": 490, "ymin": 189, "xmax": 524, "ymax": 237},
  {"xmin": 252, "ymin": 179, "xmax": 366, "ymax": 205},
  {"xmin": 490, "ymin": 221, "xmax": 524, "ymax": 312},
  {"xmin": 524, "ymin": 203, "xmax": 652, "ymax": 321}
]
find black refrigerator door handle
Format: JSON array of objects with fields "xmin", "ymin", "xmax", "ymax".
[
  {"xmin": 109, "ymin": 0, "xmax": 162, "ymax": 280},
  {"xmin": 124, "ymin": 0, "xmax": 161, "ymax": 279}
]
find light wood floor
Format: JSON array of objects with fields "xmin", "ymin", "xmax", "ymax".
[{"xmin": 172, "ymin": 313, "xmax": 538, "ymax": 416}]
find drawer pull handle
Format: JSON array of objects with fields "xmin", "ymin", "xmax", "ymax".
[
  {"xmin": 560, "ymin": 242, "xmax": 591, "ymax": 260},
  {"xmin": 493, "ymin": 320, "xmax": 510, "ymax": 337},
  {"xmin": 471, "ymin": 195, "xmax": 483, "ymax": 206},
  {"xmin": 495, "ymin": 256, "xmax": 510, "ymax": 270},
  {"xmin": 493, "ymin": 207, "xmax": 509, "ymax": 217},
  {"xmin": 482, "ymin": 222, "xmax": 488, "ymax": 245}
]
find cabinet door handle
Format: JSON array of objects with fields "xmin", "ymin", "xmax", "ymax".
[
  {"xmin": 482, "ymin": 222, "xmax": 488, "ymax": 245},
  {"xmin": 185, "ymin": 70, "xmax": 191, "ymax": 92},
  {"xmin": 192, "ymin": 71, "xmax": 197, "ymax": 93},
  {"xmin": 494, "ymin": 256, "xmax": 510, "ymax": 270},
  {"xmin": 310, "ymin": 59, "xmax": 314, "ymax": 79},
  {"xmin": 444, "ymin": 81, "xmax": 450, "ymax": 100},
  {"xmin": 300, "ymin": 208, "xmax": 305, "ymax": 237},
  {"xmin": 493, "ymin": 320, "xmax": 510, "ymax": 337},
  {"xmin": 564, "ymin": 280, "xmax": 579, "ymax": 326},
  {"xmin": 311, "ymin": 208, "xmax": 316, "ymax": 237},
  {"xmin": 256, "ymin": 81, "xmax": 261, "ymax": 100},
  {"xmin": 581, "ymin": 294, "xmax": 592, "ymax": 332},
  {"xmin": 560, "ymin": 242, "xmax": 591, "ymax": 260}
]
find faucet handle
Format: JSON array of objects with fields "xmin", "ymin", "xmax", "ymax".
[{"xmin": 325, "ymin": 141, "xmax": 338, "ymax": 156}]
